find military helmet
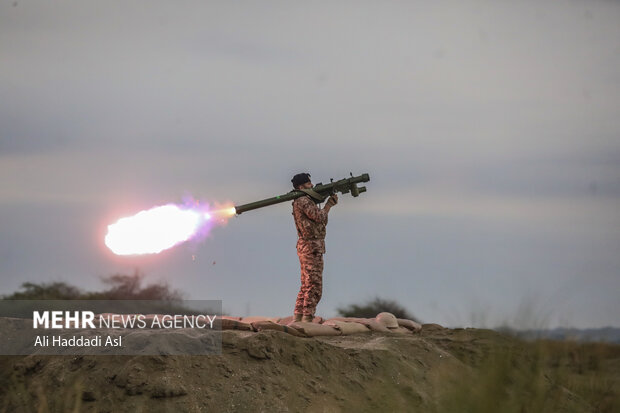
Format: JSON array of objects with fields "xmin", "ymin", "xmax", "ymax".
[{"xmin": 376, "ymin": 312, "xmax": 399, "ymax": 329}]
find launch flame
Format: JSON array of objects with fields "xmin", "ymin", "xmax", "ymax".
[{"xmin": 105, "ymin": 203, "xmax": 236, "ymax": 255}]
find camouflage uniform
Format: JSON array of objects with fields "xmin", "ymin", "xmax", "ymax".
[{"xmin": 292, "ymin": 195, "xmax": 328, "ymax": 317}]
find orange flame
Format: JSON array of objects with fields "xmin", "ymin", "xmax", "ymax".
[{"xmin": 105, "ymin": 202, "xmax": 236, "ymax": 255}]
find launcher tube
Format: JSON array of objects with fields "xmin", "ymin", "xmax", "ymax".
[{"xmin": 234, "ymin": 173, "xmax": 370, "ymax": 215}]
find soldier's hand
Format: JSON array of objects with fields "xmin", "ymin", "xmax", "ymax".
[{"xmin": 326, "ymin": 194, "xmax": 338, "ymax": 206}]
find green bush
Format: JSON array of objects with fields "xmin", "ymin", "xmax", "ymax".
[{"xmin": 337, "ymin": 296, "xmax": 419, "ymax": 321}]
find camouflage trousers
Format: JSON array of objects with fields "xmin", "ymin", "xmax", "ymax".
[{"xmin": 294, "ymin": 240, "xmax": 324, "ymax": 317}]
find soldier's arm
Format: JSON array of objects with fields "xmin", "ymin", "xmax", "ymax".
[{"xmin": 299, "ymin": 197, "xmax": 328, "ymax": 224}]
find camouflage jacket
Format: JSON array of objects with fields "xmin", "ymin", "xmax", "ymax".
[{"xmin": 292, "ymin": 195, "xmax": 328, "ymax": 251}]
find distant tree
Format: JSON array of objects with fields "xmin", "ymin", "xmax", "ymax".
[
  {"xmin": 2, "ymin": 270, "xmax": 183, "ymax": 301},
  {"xmin": 2, "ymin": 281, "xmax": 82, "ymax": 300},
  {"xmin": 86, "ymin": 270, "xmax": 183, "ymax": 301},
  {"xmin": 337, "ymin": 296, "xmax": 420, "ymax": 321}
]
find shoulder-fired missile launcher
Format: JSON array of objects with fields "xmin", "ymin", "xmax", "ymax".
[{"xmin": 233, "ymin": 173, "xmax": 370, "ymax": 215}]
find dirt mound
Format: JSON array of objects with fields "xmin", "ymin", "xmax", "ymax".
[{"xmin": 1, "ymin": 323, "xmax": 618, "ymax": 412}]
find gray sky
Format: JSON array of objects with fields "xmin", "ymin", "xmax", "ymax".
[{"xmin": 1, "ymin": 0, "xmax": 619, "ymax": 328}]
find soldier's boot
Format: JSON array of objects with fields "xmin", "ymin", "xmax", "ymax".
[
  {"xmin": 301, "ymin": 315, "xmax": 313, "ymax": 323},
  {"xmin": 293, "ymin": 313, "xmax": 302, "ymax": 322}
]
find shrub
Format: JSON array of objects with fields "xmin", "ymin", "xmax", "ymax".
[{"xmin": 337, "ymin": 296, "xmax": 419, "ymax": 321}]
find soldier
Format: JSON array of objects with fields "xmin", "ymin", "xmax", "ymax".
[{"xmin": 290, "ymin": 173, "xmax": 338, "ymax": 323}]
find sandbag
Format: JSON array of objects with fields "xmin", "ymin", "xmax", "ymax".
[
  {"xmin": 375, "ymin": 312, "xmax": 399, "ymax": 329},
  {"xmin": 325, "ymin": 317, "xmax": 364, "ymax": 323},
  {"xmin": 323, "ymin": 320, "xmax": 370, "ymax": 335},
  {"xmin": 324, "ymin": 317, "xmax": 390, "ymax": 332},
  {"xmin": 278, "ymin": 316, "xmax": 294, "ymax": 325},
  {"xmin": 397, "ymin": 318, "xmax": 422, "ymax": 332},
  {"xmin": 288, "ymin": 322, "xmax": 341, "ymax": 337},
  {"xmin": 281, "ymin": 324, "xmax": 305, "ymax": 337},
  {"xmin": 354, "ymin": 319, "xmax": 391, "ymax": 333},
  {"xmin": 278, "ymin": 315, "xmax": 324, "ymax": 325},
  {"xmin": 389, "ymin": 326, "xmax": 414, "ymax": 334},
  {"xmin": 242, "ymin": 316, "xmax": 280, "ymax": 324},
  {"xmin": 215, "ymin": 318, "xmax": 253, "ymax": 331},
  {"xmin": 252, "ymin": 321, "xmax": 305, "ymax": 337}
]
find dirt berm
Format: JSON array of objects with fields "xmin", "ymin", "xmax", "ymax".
[{"xmin": 1, "ymin": 324, "xmax": 617, "ymax": 412}]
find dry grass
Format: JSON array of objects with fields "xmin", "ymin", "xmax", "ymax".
[{"xmin": 433, "ymin": 338, "xmax": 619, "ymax": 413}]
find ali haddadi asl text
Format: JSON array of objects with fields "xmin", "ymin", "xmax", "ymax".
[{"xmin": 34, "ymin": 335, "xmax": 122, "ymax": 347}]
